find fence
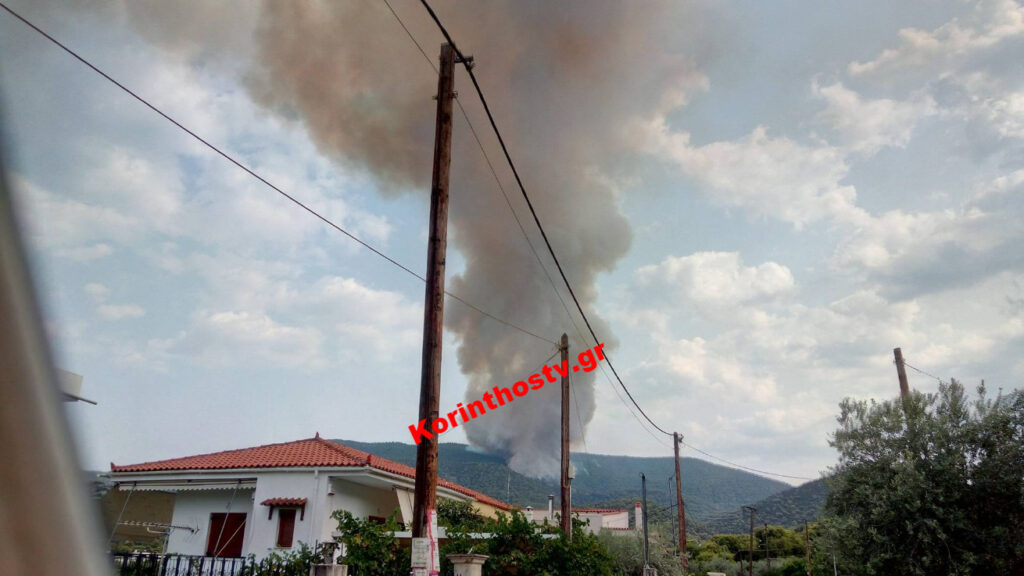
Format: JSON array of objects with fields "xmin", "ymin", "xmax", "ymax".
[{"xmin": 111, "ymin": 553, "xmax": 312, "ymax": 576}]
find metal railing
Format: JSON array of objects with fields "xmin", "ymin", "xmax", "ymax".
[{"xmin": 111, "ymin": 553, "xmax": 310, "ymax": 576}]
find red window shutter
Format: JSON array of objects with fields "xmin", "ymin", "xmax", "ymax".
[
  {"xmin": 206, "ymin": 513, "xmax": 247, "ymax": 557},
  {"xmin": 277, "ymin": 508, "xmax": 296, "ymax": 548}
]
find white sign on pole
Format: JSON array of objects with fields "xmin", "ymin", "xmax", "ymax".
[{"xmin": 411, "ymin": 538, "xmax": 430, "ymax": 569}]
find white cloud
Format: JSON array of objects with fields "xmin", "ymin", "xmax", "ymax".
[
  {"xmin": 98, "ymin": 304, "xmax": 146, "ymax": 320},
  {"xmin": 848, "ymin": 0, "xmax": 1024, "ymax": 76},
  {"xmin": 57, "ymin": 243, "xmax": 113, "ymax": 261},
  {"xmin": 84, "ymin": 283, "xmax": 110, "ymax": 302},
  {"xmin": 636, "ymin": 252, "xmax": 794, "ymax": 308},
  {"xmin": 813, "ymin": 81, "xmax": 937, "ymax": 155},
  {"xmin": 84, "ymin": 282, "xmax": 145, "ymax": 320},
  {"xmin": 183, "ymin": 310, "xmax": 325, "ymax": 369},
  {"xmin": 832, "ymin": 200, "xmax": 1023, "ymax": 293},
  {"xmin": 970, "ymin": 169, "xmax": 1024, "ymax": 202},
  {"xmin": 658, "ymin": 335, "xmax": 779, "ymax": 404},
  {"xmin": 635, "ymin": 120, "xmax": 860, "ymax": 227},
  {"xmin": 949, "ymin": 72, "xmax": 1024, "ymax": 140}
]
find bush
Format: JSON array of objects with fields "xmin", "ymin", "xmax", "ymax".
[
  {"xmin": 443, "ymin": 510, "xmax": 615, "ymax": 576},
  {"xmin": 596, "ymin": 529, "xmax": 682, "ymax": 576},
  {"xmin": 332, "ymin": 510, "xmax": 409, "ymax": 576}
]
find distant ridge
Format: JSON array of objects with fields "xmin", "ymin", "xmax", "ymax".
[
  {"xmin": 337, "ymin": 440, "xmax": 806, "ymax": 524},
  {"xmin": 701, "ymin": 477, "xmax": 828, "ymax": 533}
]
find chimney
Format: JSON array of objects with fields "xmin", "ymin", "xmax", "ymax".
[
  {"xmin": 548, "ymin": 495, "xmax": 555, "ymax": 524},
  {"xmin": 634, "ymin": 501, "xmax": 642, "ymax": 532}
]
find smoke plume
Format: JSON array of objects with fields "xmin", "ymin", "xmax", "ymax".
[{"xmin": 105, "ymin": 0, "xmax": 707, "ymax": 477}]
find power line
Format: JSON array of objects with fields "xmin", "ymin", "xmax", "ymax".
[
  {"xmin": 902, "ymin": 360, "xmax": 949, "ymax": 386},
  {"xmin": 417, "ymin": 0, "xmax": 674, "ymax": 438},
  {"xmin": 385, "ymin": 0, "xmax": 820, "ymax": 479},
  {"xmin": 413, "ymin": 1, "xmax": 824, "ymax": 482},
  {"xmin": 569, "ymin": 372, "xmax": 590, "ymax": 455},
  {"xmin": 381, "ymin": 0, "xmax": 581, "ymax": 343},
  {"xmin": 679, "ymin": 440, "xmax": 815, "ymax": 482},
  {"xmin": 380, "ymin": 0, "xmax": 669, "ymax": 450},
  {"xmin": 0, "ymin": 1, "xmax": 556, "ymax": 348}
]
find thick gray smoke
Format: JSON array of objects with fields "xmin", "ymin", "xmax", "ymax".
[{"xmin": 103, "ymin": 0, "xmax": 706, "ymax": 477}]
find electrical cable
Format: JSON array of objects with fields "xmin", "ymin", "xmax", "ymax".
[
  {"xmin": 0, "ymin": 1, "xmax": 556, "ymax": 348},
  {"xmin": 679, "ymin": 440, "xmax": 815, "ymax": 481},
  {"xmin": 3, "ymin": 0, "xmax": 818, "ymax": 486},
  {"xmin": 417, "ymin": 0, "xmax": 674, "ymax": 438},
  {"xmin": 382, "ymin": 0, "xmax": 668, "ymax": 450},
  {"xmin": 902, "ymin": 360, "xmax": 949, "ymax": 386},
  {"xmin": 382, "ymin": 0, "xmax": 580, "ymax": 347},
  {"xmin": 419, "ymin": 0, "xmax": 828, "ymax": 477}
]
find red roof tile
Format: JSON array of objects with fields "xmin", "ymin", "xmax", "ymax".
[
  {"xmin": 111, "ymin": 436, "xmax": 511, "ymax": 510},
  {"xmin": 260, "ymin": 498, "xmax": 307, "ymax": 507}
]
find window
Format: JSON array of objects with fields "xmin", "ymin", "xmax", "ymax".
[
  {"xmin": 276, "ymin": 508, "xmax": 297, "ymax": 548},
  {"xmin": 206, "ymin": 513, "xmax": 246, "ymax": 557}
]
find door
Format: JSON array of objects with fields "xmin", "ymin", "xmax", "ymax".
[{"xmin": 206, "ymin": 512, "xmax": 246, "ymax": 557}]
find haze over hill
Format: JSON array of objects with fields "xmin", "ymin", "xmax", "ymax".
[{"xmin": 339, "ymin": 440, "xmax": 826, "ymax": 530}]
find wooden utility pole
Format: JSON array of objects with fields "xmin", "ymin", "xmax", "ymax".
[
  {"xmin": 894, "ymin": 347, "xmax": 910, "ymax": 405},
  {"xmin": 559, "ymin": 333, "xmax": 572, "ymax": 539},
  {"xmin": 641, "ymin": 474, "xmax": 651, "ymax": 568},
  {"xmin": 765, "ymin": 522, "xmax": 771, "ymax": 569},
  {"xmin": 412, "ymin": 43, "xmax": 455, "ymax": 550},
  {"xmin": 744, "ymin": 506, "xmax": 756, "ymax": 576},
  {"xmin": 673, "ymin": 432, "xmax": 687, "ymax": 573}
]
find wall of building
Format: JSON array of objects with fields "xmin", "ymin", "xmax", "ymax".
[
  {"xmin": 471, "ymin": 501, "xmax": 510, "ymax": 520},
  {"xmin": 248, "ymin": 471, "xmax": 325, "ymax": 558},
  {"xmin": 327, "ymin": 476, "xmax": 400, "ymax": 531},
  {"xmin": 601, "ymin": 511, "xmax": 629, "ymax": 530},
  {"xmin": 166, "ymin": 489, "xmax": 255, "ymax": 557}
]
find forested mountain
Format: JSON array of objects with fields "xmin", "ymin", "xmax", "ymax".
[
  {"xmin": 339, "ymin": 440, "xmax": 807, "ymax": 524},
  {"xmin": 700, "ymin": 478, "xmax": 828, "ymax": 534}
]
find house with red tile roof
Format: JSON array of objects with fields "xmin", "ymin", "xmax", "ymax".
[
  {"xmin": 522, "ymin": 501, "xmax": 637, "ymax": 535},
  {"xmin": 572, "ymin": 507, "xmax": 631, "ymax": 533},
  {"xmin": 108, "ymin": 435, "xmax": 510, "ymax": 560}
]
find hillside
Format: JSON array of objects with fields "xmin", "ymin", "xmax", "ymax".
[
  {"xmin": 701, "ymin": 478, "xmax": 829, "ymax": 534},
  {"xmin": 339, "ymin": 440, "xmax": 794, "ymax": 523}
]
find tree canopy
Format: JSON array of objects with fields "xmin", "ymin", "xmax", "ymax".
[{"xmin": 823, "ymin": 381, "xmax": 1023, "ymax": 575}]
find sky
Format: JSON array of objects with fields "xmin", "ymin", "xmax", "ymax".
[{"xmin": 1, "ymin": 0, "xmax": 1021, "ymax": 486}]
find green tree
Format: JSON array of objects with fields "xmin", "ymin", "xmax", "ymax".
[
  {"xmin": 597, "ymin": 529, "xmax": 683, "ymax": 576},
  {"xmin": 331, "ymin": 510, "xmax": 409, "ymax": 576},
  {"xmin": 437, "ymin": 498, "xmax": 490, "ymax": 531},
  {"xmin": 824, "ymin": 381, "xmax": 1024, "ymax": 575}
]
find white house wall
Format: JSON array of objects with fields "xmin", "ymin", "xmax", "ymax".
[
  {"xmin": 327, "ymin": 477, "xmax": 401, "ymax": 530},
  {"xmin": 167, "ymin": 489, "xmax": 255, "ymax": 557},
  {"xmin": 249, "ymin": 471, "xmax": 326, "ymax": 557},
  {"xmin": 602, "ymin": 511, "xmax": 629, "ymax": 530}
]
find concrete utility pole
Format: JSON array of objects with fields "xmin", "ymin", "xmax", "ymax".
[
  {"xmin": 743, "ymin": 506, "xmax": 756, "ymax": 576},
  {"xmin": 673, "ymin": 432, "xmax": 687, "ymax": 573},
  {"xmin": 559, "ymin": 333, "xmax": 572, "ymax": 540},
  {"xmin": 412, "ymin": 43, "xmax": 456, "ymax": 550},
  {"xmin": 894, "ymin": 347, "xmax": 910, "ymax": 406}
]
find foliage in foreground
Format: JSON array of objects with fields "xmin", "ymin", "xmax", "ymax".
[
  {"xmin": 823, "ymin": 381, "xmax": 1024, "ymax": 575},
  {"xmin": 597, "ymin": 529, "xmax": 684, "ymax": 576},
  {"xmin": 442, "ymin": 510, "xmax": 616, "ymax": 576},
  {"xmin": 332, "ymin": 510, "xmax": 410, "ymax": 576}
]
